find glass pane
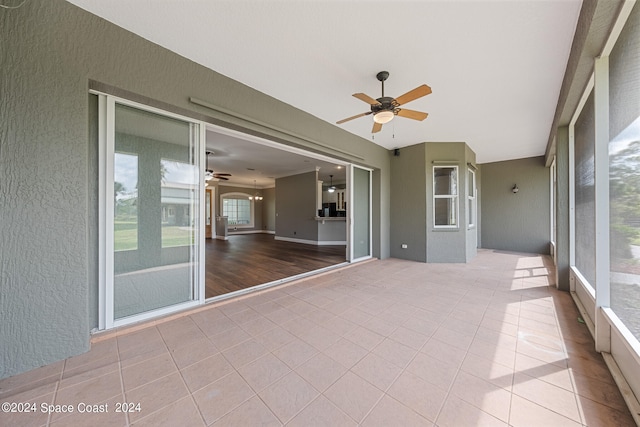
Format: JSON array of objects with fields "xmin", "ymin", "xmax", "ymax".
[
  {"xmin": 161, "ymin": 160, "xmax": 197, "ymax": 248},
  {"xmin": 468, "ymin": 170, "xmax": 475, "ymax": 197},
  {"xmin": 114, "ymin": 153, "xmax": 138, "ymax": 251},
  {"xmin": 468, "ymin": 198, "xmax": 475, "ymax": 226},
  {"xmin": 435, "ymin": 197, "xmax": 458, "ymax": 226},
  {"xmin": 575, "ymin": 91, "xmax": 596, "ymax": 287},
  {"xmin": 353, "ymin": 167, "xmax": 370, "ymax": 259},
  {"xmin": 609, "ymin": 2, "xmax": 640, "ymax": 341},
  {"xmin": 113, "ymin": 103, "xmax": 199, "ymax": 320},
  {"xmin": 434, "ymin": 167, "xmax": 457, "ymax": 196}
]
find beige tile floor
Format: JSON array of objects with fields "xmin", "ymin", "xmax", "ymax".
[{"xmin": 1, "ymin": 250, "xmax": 636, "ymax": 426}]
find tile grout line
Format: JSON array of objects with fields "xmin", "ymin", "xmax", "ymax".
[{"xmin": 158, "ymin": 323, "xmax": 210, "ymax": 426}]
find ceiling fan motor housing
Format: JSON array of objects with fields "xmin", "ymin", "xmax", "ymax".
[{"xmin": 372, "ymin": 96, "xmax": 397, "ymax": 114}]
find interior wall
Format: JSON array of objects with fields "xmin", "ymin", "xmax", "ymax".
[
  {"xmin": 0, "ymin": 0, "xmax": 391, "ymax": 379},
  {"xmin": 262, "ymin": 187, "xmax": 276, "ymax": 231},
  {"xmin": 481, "ymin": 156, "xmax": 550, "ymax": 254},
  {"xmin": 275, "ymin": 171, "xmax": 319, "ymax": 242}
]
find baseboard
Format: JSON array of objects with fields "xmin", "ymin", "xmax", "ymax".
[
  {"xmin": 274, "ymin": 236, "xmax": 346, "ymax": 246},
  {"xmin": 228, "ymin": 230, "xmax": 275, "ymax": 236}
]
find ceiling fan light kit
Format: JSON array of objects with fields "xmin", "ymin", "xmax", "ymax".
[
  {"xmin": 337, "ymin": 71, "xmax": 431, "ymax": 134},
  {"xmin": 373, "ymin": 110, "xmax": 394, "ymax": 124}
]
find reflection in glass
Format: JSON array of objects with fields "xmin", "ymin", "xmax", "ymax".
[
  {"xmin": 114, "ymin": 153, "xmax": 138, "ymax": 251},
  {"xmin": 353, "ymin": 167, "xmax": 370, "ymax": 259},
  {"xmin": 113, "ymin": 103, "xmax": 200, "ymax": 320},
  {"xmin": 161, "ymin": 160, "xmax": 197, "ymax": 248},
  {"xmin": 609, "ymin": 116, "xmax": 640, "ymax": 340}
]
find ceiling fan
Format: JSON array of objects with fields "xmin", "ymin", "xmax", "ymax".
[
  {"xmin": 205, "ymin": 151, "xmax": 231, "ymax": 182},
  {"xmin": 336, "ymin": 71, "xmax": 431, "ymax": 133}
]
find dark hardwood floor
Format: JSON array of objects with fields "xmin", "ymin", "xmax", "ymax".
[{"xmin": 205, "ymin": 233, "xmax": 346, "ymax": 298}]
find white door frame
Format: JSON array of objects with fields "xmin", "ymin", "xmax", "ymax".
[
  {"xmin": 347, "ymin": 164, "xmax": 373, "ymax": 262},
  {"xmin": 95, "ymin": 91, "xmax": 205, "ymax": 330}
]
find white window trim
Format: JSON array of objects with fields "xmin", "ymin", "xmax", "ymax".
[
  {"xmin": 433, "ymin": 165, "xmax": 459, "ymax": 229},
  {"xmin": 220, "ymin": 192, "xmax": 255, "ymax": 228},
  {"xmin": 467, "ymin": 168, "xmax": 476, "ymax": 229}
]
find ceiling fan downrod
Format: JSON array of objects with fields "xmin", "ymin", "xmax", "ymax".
[{"xmin": 376, "ymin": 71, "xmax": 389, "ymax": 98}]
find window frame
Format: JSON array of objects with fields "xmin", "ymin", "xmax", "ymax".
[
  {"xmin": 220, "ymin": 192, "xmax": 255, "ymax": 228},
  {"xmin": 433, "ymin": 165, "xmax": 459, "ymax": 229},
  {"xmin": 467, "ymin": 168, "xmax": 476, "ymax": 229}
]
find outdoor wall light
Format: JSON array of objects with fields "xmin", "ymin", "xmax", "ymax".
[{"xmin": 512, "ymin": 184, "xmax": 519, "ymax": 194}]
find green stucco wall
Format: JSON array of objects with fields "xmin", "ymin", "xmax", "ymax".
[
  {"xmin": 481, "ymin": 156, "xmax": 551, "ymax": 254},
  {"xmin": 390, "ymin": 144, "xmax": 427, "ymax": 261}
]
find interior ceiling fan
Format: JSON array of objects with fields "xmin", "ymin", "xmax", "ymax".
[
  {"xmin": 205, "ymin": 151, "xmax": 231, "ymax": 182},
  {"xmin": 336, "ymin": 71, "xmax": 431, "ymax": 133}
]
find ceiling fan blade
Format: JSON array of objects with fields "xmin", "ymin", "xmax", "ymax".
[
  {"xmin": 372, "ymin": 122, "xmax": 382, "ymax": 133},
  {"xmin": 353, "ymin": 93, "xmax": 381, "ymax": 106},
  {"xmin": 336, "ymin": 111, "xmax": 371, "ymax": 124},
  {"xmin": 213, "ymin": 173, "xmax": 232, "ymax": 176},
  {"xmin": 396, "ymin": 108, "xmax": 428, "ymax": 121},
  {"xmin": 394, "ymin": 84, "xmax": 432, "ymax": 106}
]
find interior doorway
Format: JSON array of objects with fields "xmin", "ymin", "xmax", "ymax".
[{"xmin": 203, "ymin": 125, "xmax": 351, "ymax": 301}]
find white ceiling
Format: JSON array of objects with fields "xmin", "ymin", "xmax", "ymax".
[
  {"xmin": 205, "ymin": 128, "xmax": 347, "ymax": 187},
  {"xmin": 70, "ymin": 0, "xmax": 582, "ymax": 168}
]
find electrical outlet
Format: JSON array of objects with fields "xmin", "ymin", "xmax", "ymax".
[{"xmin": 401, "ymin": 244, "xmax": 408, "ymax": 249}]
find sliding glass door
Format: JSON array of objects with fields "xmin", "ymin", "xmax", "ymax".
[
  {"xmin": 99, "ymin": 95, "xmax": 203, "ymax": 328},
  {"xmin": 349, "ymin": 165, "xmax": 372, "ymax": 261}
]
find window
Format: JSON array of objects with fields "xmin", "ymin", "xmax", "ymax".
[
  {"xmin": 575, "ymin": 90, "xmax": 596, "ymax": 287},
  {"xmin": 468, "ymin": 168, "xmax": 476, "ymax": 228},
  {"xmin": 433, "ymin": 166, "xmax": 458, "ymax": 228},
  {"xmin": 609, "ymin": 2, "xmax": 640, "ymax": 342},
  {"xmin": 221, "ymin": 192, "xmax": 254, "ymax": 227}
]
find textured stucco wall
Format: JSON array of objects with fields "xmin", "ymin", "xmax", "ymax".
[
  {"xmin": 0, "ymin": 0, "xmax": 391, "ymax": 378},
  {"xmin": 426, "ymin": 142, "xmax": 469, "ymax": 263},
  {"xmin": 389, "ymin": 144, "xmax": 427, "ymax": 262},
  {"xmin": 389, "ymin": 142, "xmax": 477, "ymax": 263},
  {"xmin": 481, "ymin": 156, "xmax": 550, "ymax": 254},
  {"xmin": 1, "ymin": 1, "xmax": 92, "ymax": 378}
]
